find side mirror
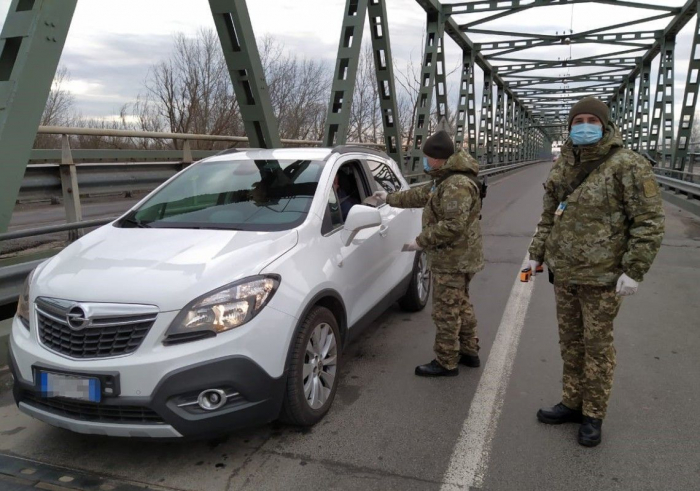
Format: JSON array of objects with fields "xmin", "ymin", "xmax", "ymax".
[{"xmin": 342, "ymin": 205, "xmax": 382, "ymax": 246}]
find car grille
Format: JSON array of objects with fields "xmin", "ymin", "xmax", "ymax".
[
  {"xmin": 21, "ymin": 392, "xmax": 164, "ymax": 424},
  {"xmin": 35, "ymin": 297, "xmax": 158, "ymax": 359}
]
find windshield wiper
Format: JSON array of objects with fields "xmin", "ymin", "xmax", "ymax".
[{"xmin": 121, "ymin": 216, "xmax": 152, "ymax": 228}]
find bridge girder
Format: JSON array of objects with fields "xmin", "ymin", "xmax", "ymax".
[{"xmin": 1, "ymin": 0, "xmax": 700, "ymax": 233}]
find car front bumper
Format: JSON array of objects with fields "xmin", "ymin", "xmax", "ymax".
[{"xmin": 9, "ymin": 346, "xmax": 287, "ymax": 438}]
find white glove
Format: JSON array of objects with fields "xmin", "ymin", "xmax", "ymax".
[
  {"xmin": 402, "ymin": 240, "xmax": 423, "ymax": 252},
  {"xmin": 616, "ymin": 273, "xmax": 639, "ymax": 296},
  {"xmin": 373, "ymin": 190, "xmax": 388, "ymax": 203},
  {"xmin": 529, "ymin": 259, "xmax": 541, "ymax": 276}
]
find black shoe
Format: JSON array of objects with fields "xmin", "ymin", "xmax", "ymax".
[
  {"xmin": 536, "ymin": 402, "xmax": 583, "ymax": 425},
  {"xmin": 578, "ymin": 416, "xmax": 603, "ymax": 447},
  {"xmin": 459, "ymin": 354, "xmax": 481, "ymax": 367},
  {"xmin": 415, "ymin": 360, "xmax": 459, "ymax": 377}
]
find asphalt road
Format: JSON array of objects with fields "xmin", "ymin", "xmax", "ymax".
[{"xmin": 1, "ymin": 162, "xmax": 698, "ymax": 491}]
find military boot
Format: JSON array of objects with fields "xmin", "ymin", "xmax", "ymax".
[
  {"xmin": 459, "ymin": 354, "xmax": 481, "ymax": 367},
  {"xmin": 415, "ymin": 360, "xmax": 458, "ymax": 377},
  {"xmin": 578, "ymin": 416, "xmax": 603, "ymax": 447},
  {"xmin": 536, "ymin": 402, "xmax": 583, "ymax": 424}
]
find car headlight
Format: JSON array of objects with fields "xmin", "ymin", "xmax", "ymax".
[
  {"xmin": 16, "ymin": 269, "xmax": 35, "ymax": 330},
  {"xmin": 164, "ymin": 275, "xmax": 280, "ymax": 345}
]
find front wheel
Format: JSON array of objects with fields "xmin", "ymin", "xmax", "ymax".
[
  {"xmin": 280, "ymin": 306, "xmax": 341, "ymax": 426},
  {"xmin": 399, "ymin": 251, "xmax": 431, "ymax": 312}
]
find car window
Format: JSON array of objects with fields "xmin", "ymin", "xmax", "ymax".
[
  {"xmin": 117, "ymin": 159, "xmax": 323, "ymax": 232},
  {"xmin": 322, "ymin": 188, "xmax": 344, "ymax": 235},
  {"xmin": 368, "ymin": 160, "xmax": 402, "ymax": 192}
]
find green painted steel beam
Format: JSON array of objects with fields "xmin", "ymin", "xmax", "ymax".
[
  {"xmin": 649, "ymin": 37, "xmax": 676, "ymax": 166},
  {"xmin": 209, "ymin": 0, "xmax": 281, "ymax": 149},
  {"xmin": 0, "ymin": 0, "xmax": 78, "ymax": 233},
  {"xmin": 446, "ymin": 0, "xmax": 679, "ymax": 15},
  {"xmin": 367, "ymin": 0, "xmax": 403, "ymax": 164},
  {"xmin": 673, "ymin": 5, "xmax": 700, "ymax": 171},
  {"xmin": 408, "ymin": 9, "xmax": 445, "ymax": 175},
  {"xmin": 434, "ymin": 33, "xmax": 448, "ymax": 122},
  {"xmin": 323, "ymin": 0, "xmax": 369, "ymax": 147},
  {"xmin": 477, "ymin": 70, "xmax": 494, "ymax": 166},
  {"xmin": 633, "ymin": 60, "xmax": 652, "ymax": 152}
]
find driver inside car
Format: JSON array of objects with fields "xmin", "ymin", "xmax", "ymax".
[{"xmin": 334, "ymin": 171, "xmax": 360, "ymax": 220}]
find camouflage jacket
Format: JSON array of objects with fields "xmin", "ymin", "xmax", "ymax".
[
  {"xmin": 387, "ymin": 150, "xmax": 485, "ymax": 274},
  {"xmin": 529, "ymin": 123, "xmax": 665, "ymax": 285}
]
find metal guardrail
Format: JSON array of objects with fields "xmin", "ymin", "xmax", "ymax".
[
  {"xmin": 0, "ymin": 259, "xmax": 45, "ymax": 306},
  {"xmin": 655, "ymin": 174, "xmax": 700, "ymax": 199},
  {"xmin": 0, "ymin": 158, "xmax": 548, "ymax": 313},
  {"xmin": 0, "ymin": 218, "xmax": 116, "ymax": 242},
  {"xmin": 654, "ymin": 168, "xmax": 700, "ymax": 185},
  {"xmin": 408, "ymin": 159, "xmax": 545, "ymax": 187}
]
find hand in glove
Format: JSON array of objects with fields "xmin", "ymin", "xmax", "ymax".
[
  {"xmin": 402, "ymin": 239, "xmax": 423, "ymax": 252},
  {"xmin": 529, "ymin": 259, "xmax": 541, "ymax": 276},
  {"xmin": 373, "ymin": 190, "xmax": 388, "ymax": 204},
  {"xmin": 616, "ymin": 273, "xmax": 639, "ymax": 296}
]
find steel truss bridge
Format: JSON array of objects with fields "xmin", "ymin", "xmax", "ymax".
[{"xmin": 1, "ymin": 0, "xmax": 700, "ymax": 236}]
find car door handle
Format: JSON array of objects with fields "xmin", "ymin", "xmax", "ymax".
[{"xmin": 379, "ymin": 225, "xmax": 388, "ymax": 237}]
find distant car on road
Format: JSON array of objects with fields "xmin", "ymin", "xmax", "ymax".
[{"xmin": 9, "ymin": 146, "xmax": 430, "ymax": 438}]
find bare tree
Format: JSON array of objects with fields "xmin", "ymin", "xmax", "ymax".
[
  {"xmin": 259, "ymin": 35, "xmax": 330, "ymax": 141},
  {"xmin": 136, "ymin": 29, "xmax": 242, "ymax": 149},
  {"xmin": 35, "ymin": 66, "xmax": 76, "ymax": 148}
]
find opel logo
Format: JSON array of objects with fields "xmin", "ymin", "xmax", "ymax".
[{"xmin": 66, "ymin": 306, "xmax": 89, "ymax": 331}]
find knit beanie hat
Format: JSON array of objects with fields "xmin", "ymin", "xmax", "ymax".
[
  {"xmin": 422, "ymin": 130, "xmax": 454, "ymax": 159},
  {"xmin": 568, "ymin": 97, "xmax": 610, "ymax": 128}
]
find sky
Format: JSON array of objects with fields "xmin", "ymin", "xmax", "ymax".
[{"xmin": 0, "ymin": 0, "xmax": 694, "ymax": 139}]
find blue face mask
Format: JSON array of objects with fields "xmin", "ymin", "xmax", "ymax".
[
  {"xmin": 570, "ymin": 123, "xmax": 603, "ymax": 146},
  {"xmin": 423, "ymin": 157, "xmax": 432, "ymax": 173}
]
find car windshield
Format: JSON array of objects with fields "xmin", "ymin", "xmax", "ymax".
[{"xmin": 117, "ymin": 158, "xmax": 323, "ymax": 231}]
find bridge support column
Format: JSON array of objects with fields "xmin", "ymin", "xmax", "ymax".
[
  {"xmin": 409, "ymin": 9, "xmax": 445, "ymax": 176},
  {"xmin": 0, "ymin": 0, "xmax": 77, "ymax": 233},
  {"xmin": 209, "ymin": 0, "xmax": 281, "ymax": 149},
  {"xmin": 634, "ymin": 60, "xmax": 652, "ymax": 152},
  {"xmin": 367, "ymin": 0, "xmax": 403, "ymax": 164},
  {"xmin": 478, "ymin": 71, "xmax": 494, "ymax": 167},
  {"xmin": 674, "ymin": 10, "xmax": 700, "ymax": 172},
  {"xmin": 649, "ymin": 36, "xmax": 676, "ymax": 167}
]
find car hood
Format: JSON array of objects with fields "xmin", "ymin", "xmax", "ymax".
[{"xmin": 33, "ymin": 225, "xmax": 298, "ymax": 312}]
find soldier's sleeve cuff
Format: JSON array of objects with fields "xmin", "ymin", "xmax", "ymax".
[
  {"xmin": 415, "ymin": 236, "xmax": 428, "ymax": 249},
  {"xmin": 623, "ymin": 269, "xmax": 644, "ymax": 283}
]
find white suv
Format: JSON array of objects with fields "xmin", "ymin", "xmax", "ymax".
[{"xmin": 9, "ymin": 146, "xmax": 430, "ymax": 438}]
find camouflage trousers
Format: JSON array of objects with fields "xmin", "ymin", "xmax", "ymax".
[
  {"xmin": 554, "ymin": 282, "xmax": 622, "ymax": 419},
  {"xmin": 432, "ymin": 273, "xmax": 479, "ymax": 370}
]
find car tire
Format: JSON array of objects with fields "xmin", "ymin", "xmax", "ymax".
[
  {"xmin": 280, "ymin": 306, "xmax": 341, "ymax": 426},
  {"xmin": 399, "ymin": 251, "xmax": 431, "ymax": 312}
]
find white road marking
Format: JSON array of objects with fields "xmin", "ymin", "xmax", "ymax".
[{"xmin": 440, "ymin": 254, "xmax": 537, "ymax": 491}]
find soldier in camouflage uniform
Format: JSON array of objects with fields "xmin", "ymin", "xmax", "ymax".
[
  {"xmin": 374, "ymin": 130, "xmax": 484, "ymax": 377},
  {"xmin": 529, "ymin": 97, "xmax": 665, "ymax": 447}
]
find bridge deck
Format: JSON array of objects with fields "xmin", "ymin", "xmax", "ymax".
[{"xmin": 0, "ymin": 162, "xmax": 698, "ymax": 491}]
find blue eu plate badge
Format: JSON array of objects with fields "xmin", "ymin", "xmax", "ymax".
[
  {"xmin": 555, "ymin": 202, "xmax": 567, "ymax": 216},
  {"xmin": 39, "ymin": 371, "xmax": 101, "ymax": 402}
]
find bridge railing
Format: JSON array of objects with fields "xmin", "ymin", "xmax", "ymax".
[{"xmin": 11, "ymin": 126, "xmax": 546, "ymax": 242}]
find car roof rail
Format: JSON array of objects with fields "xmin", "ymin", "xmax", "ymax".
[
  {"xmin": 331, "ymin": 145, "xmax": 390, "ymax": 160},
  {"xmin": 214, "ymin": 147, "xmax": 261, "ymax": 156}
]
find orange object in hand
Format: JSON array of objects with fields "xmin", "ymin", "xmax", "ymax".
[{"xmin": 520, "ymin": 264, "xmax": 544, "ymax": 282}]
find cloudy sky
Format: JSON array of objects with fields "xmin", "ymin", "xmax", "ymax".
[{"xmin": 0, "ymin": 0, "xmax": 693, "ymax": 135}]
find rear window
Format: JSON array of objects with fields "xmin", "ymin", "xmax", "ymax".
[{"xmin": 117, "ymin": 159, "xmax": 323, "ymax": 232}]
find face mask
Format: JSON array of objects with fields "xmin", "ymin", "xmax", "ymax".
[
  {"xmin": 423, "ymin": 157, "xmax": 432, "ymax": 173},
  {"xmin": 570, "ymin": 123, "xmax": 603, "ymax": 146}
]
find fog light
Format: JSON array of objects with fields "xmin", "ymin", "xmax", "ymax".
[{"xmin": 197, "ymin": 389, "xmax": 227, "ymax": 411}]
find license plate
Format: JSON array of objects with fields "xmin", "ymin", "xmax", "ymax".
[{"xmin": 38, "ymin": 371, "xmax": 101, "ymax": 402}]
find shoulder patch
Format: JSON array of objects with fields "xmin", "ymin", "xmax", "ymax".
[
  {"xmin": 642, "ymin": 177, "xmax": 658, "ymax": 198},
  {"xmin": 446, "ymin": 200, "xmax": 459, "ymax": 212}
]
